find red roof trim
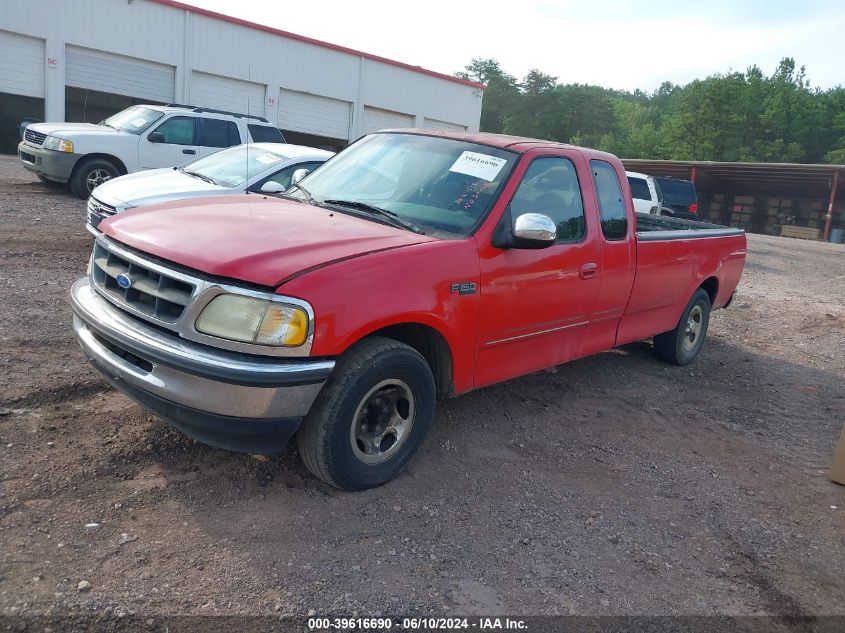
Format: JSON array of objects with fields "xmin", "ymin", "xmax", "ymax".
[{"xmin": 150, "ymin": 0, "xmax": 486, "ymax": 90}]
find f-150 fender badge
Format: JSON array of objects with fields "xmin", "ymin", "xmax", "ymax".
[{"xmin": 450, "ymin": 282, "xmax": 477, "ymax": 295}]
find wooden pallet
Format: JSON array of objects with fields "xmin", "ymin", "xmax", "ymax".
[{"xmin": 780, "ymin": 225, "xmax": 820, "ymax": 240}]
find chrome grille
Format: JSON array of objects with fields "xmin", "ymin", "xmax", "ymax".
[
  {"xmin": 91, "ymin": 240, "xmax": 194, "ymax": 322},
  {"xmin": 24, "ymin": 129, "xmax": 47, "ymax": 146},
  {"xmin": 87, "ymin": 197, "xmax": 117, "ymax": 230}
]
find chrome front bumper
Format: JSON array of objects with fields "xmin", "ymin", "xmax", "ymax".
[{"xmin": 71, "ymin": 277, "xmax": 335, "ymax": 452}]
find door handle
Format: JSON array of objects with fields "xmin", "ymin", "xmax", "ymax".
[
  {"xmin": 579, "ymin": 262, "xmax": 598, "ymax": 279},
  {"xmin": 182, "ymin": 149, "xmax": 196, "ymax": 155}
]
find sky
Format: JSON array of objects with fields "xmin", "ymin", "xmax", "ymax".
[{"xmin": 177, "ymin": 0, "xmax": 845, "ymax": 91}]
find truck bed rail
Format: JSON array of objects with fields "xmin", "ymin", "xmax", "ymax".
[{"xmin": 635, "ymin": 213, "xmax": 745, "ymax": 241}]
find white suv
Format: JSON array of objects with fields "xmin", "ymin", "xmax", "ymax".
[
  {"xmin": 18, "ymin": 104, "xmax": 286, "ymax": 199},
  {"xmin": 626, "ymin": 170, "xmax": 663, "ymax": 215}
]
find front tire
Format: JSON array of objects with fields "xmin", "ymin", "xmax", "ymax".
[
  {"xmin": 297, "ymin": 337, "xmax": 436, "ymax": 490},
  {"xmin": 653, "ymin": 288, "xmax": 711, "ymax": 366},
  {"xmin": 70, "ymin": 158, "xmax": 119, "ymax": 199}
]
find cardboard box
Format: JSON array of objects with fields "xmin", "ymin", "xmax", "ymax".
[{"xmin": 830, "ymin": 422, "xmax": 845, "ymax": 486}]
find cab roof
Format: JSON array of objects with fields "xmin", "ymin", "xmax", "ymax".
[{"xmin": 379, "ymin": 128, "xmax": 621, "ymax": 162}]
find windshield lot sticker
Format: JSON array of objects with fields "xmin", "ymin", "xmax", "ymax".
[
  {"xmin": 449, "ymin": 151, "xmax": 507, "ymax": 181},
  {"xmin": 255, "ymin": 154, "xmax": 282, "ymax": 165},
  {"xmin": 130, "ymin": 118, "xmax": 148, "ymax": 127}
]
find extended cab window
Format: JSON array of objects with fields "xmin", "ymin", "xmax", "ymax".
[
  {"xmin": 591, "ymin": 160, "xmax": 628, "ymax": 240},
  {"xmin": 508, "ymin": 157, "xmax": 585, "ymax": 241},
  {"xmin": 151, "ymin": 116, "xmax": 196, "ymax": 145},
  {"xmin": 201, "ymin": 118, "xmax": 240, "ymax": 148},
  {"xmin": 248, "ymin": 125, "xmax": 285, "ymax": 143}
]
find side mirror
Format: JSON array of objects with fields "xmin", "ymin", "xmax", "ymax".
[
  {"xmin": 511, "ymin": 213, "xmax": 557, "ymax": 248},
  {"xmin": 291, "ymin": 168, "xmax": 310, "ymax": 185},
  {"xmin": 260, "ymin": 181, "xmax": 286, "ymax": 194},
  {"xmin": 148, "ymin": 131, "xmax": 165, "ymax": 143}
]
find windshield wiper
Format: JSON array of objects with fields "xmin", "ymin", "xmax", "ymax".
[
  {"xmin": 181, "ymin": 169, "xmax": 217, "ymax": 185},
  {"xmin": 286, "ymin": 182, "xmax": 316, "ymax": 205},
  {"xmin": 322, "ymin": 199, "xmax": 425, "ymax": 234},
  {"xmin": 100, "ymin": 122, "xmax": 118, "ymax": 131}
]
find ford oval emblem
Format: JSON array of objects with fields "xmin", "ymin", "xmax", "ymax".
[{"xmin": 115, "ymin": 273, "xmax": 132, "ymax": 289}]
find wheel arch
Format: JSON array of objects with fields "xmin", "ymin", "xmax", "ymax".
[
  {"xmin": 699, "ymin": 276, "xmax": 719, "ymax": 306},
  {"xmin": 70, "ymin": 153, "xmax": 129, "ymax": 179},
  {"xmin": 340, "ymin": 320, "xmax": 455, "ymax": 398}
]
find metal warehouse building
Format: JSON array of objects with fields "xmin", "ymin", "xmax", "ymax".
[{"xmin": 0, "ymin": 0, "xmax": 484, "ymax": 154}]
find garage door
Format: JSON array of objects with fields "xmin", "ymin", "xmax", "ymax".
[
  {"xmin": 66, "ymin": 46, "xmax": 174, "ymax": 102},
  {"xmin": 362, "ymin": 107, "xmax": 413, "ymax": 134},
  {"xmin": 279, "ymin": 89, "xmax": 351, "ymax": 140},
  {"xmin": 192, "ymin": 72, "xmax": 265, "ymax": 118},
  {"xmin": 0, "ymin": 30, "xmax": 44, "ymax": 98},
  {"xmin": 423, "ymin": 118, "xmax": 466, "ymax": 132}
]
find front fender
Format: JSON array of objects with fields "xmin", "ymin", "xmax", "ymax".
[{"xmin": 279, "ymin": 239, "xmax": 481, "ymax": 394}]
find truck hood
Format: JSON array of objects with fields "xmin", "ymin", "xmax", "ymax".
[
  {"xmin": 93, "ymin": 168, "xmax": 224, "ymax": 208},
  {"xmin": 28, "ymin": 122, "xmax": 125, "ymax": 137},
  {"xmin": 100, "ymin": 195, "xmax": 435, "ymax": 287}
]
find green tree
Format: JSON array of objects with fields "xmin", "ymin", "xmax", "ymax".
[
  {"xmin": 455, "ymin": 58, "xmax": 519, "ymax": 134},
  {"xmin": 503, "ymin": 70, "xmax": 559, "ymax": 139},
  {"xmin": 459, "ymin": 56, "xmax": 845, "ymax": 164}
]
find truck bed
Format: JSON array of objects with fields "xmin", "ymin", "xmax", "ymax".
[
  {"xmin": 617, "ymin": 213, "xmax": 747, "ymax": 347},
  {"xmin": 635, "ymin": 213, "xmax": 744, "ymax": 241}
]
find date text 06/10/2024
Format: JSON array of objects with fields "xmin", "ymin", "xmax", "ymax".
[{"xmin": 307, "ymin": 617, "xmax": 528, "ymax": 630}]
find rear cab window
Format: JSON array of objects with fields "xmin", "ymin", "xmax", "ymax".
[
  {"xmin": 248, "ymin": 125, "xmax": 285, "ymax": 143},
  {"xmin": 590, "ymin": 160, "xmax": 628, "ymax": 240}
]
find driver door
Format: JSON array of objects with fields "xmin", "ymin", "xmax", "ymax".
[
  {"xmin": 475, "ymin": 151, "xmax": 601, "ymax": 388},
  {"xmin": 138, "ymin": 116, "xmax": 200, "ymax": 170}
]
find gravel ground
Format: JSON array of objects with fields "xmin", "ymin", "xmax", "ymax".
[{"xmin": 1, "ymin": 155, "xmax": 844, "ymax": 626}]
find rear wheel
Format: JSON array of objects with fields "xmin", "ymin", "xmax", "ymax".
[
  {"xmin": 653, "ymin": 288, "xmax": 711, "ymax": 365},
  {"xmin": 70, "ymin": 158, "xmax": 119, "ymax": 199},
  {"xmin": 297, "ymin": 337, "xmax": 436, "ymax": 490}
]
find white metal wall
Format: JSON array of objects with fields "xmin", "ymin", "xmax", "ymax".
[
  {"xmin": 362, "ymin": 107, "xmax": 414, "ymax": 134},
  {"xmin": 0, "ymin": 0, "xmax": 483, "ymax": 133},
  {"xmin": 278, "ymin": 89, "xmax": 351, "ymax": 139},
  {"xmin": 66, "ymin": 46, "xmax": 175, "ymax": 102},
  {"xmin": 0, "ymin": 30, "xmax": 45, "ymax": 98},
  {"xmin": 191, "ymin": 71, "xmax": 266, "ymax": 117},
  {"xmin": 423, "ymin": 118, "xmax": 467, "ymax": 132}
]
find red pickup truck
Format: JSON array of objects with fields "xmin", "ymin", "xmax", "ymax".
[{"xmin": 71, "ymin": 130, "xmax": 746, "ymax": 490}]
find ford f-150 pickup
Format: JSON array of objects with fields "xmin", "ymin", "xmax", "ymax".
[{"xmin": 70, "ymin": 130, "xmax": 747, "ymax": 490}]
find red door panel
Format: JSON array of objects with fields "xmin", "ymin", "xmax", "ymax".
[
  {"xmin": 474, "ymin": 150, "xmax": 601, "ymax": 388},
  {"xmin": 580, "ymin": 158, "xmax": 636, "ymax": 356}
]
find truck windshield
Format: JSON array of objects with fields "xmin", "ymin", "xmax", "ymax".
[
  {"xmin": 182, "ymin": 145, "xmax": 286, "ymax": 187},
  {"xmin": 291, "ymin": 133, "xmax": 518, "ymax": 236},
  {"xmin": 101, "ymin": 106, "xmax": 164, "ymax": 134}
]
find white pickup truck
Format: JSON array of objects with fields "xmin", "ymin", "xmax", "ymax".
[{"xmin": 18, "ymin": 104, "xmax": 286, "ymax": 199}]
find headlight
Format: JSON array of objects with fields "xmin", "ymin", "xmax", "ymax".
[
  {"xmin": 43, "ymin": 136, "xmax": 74, "ymax": 153},
  {"xmin": 195, "ymin": 294, "xmax": 309, "ymax": 347}
]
